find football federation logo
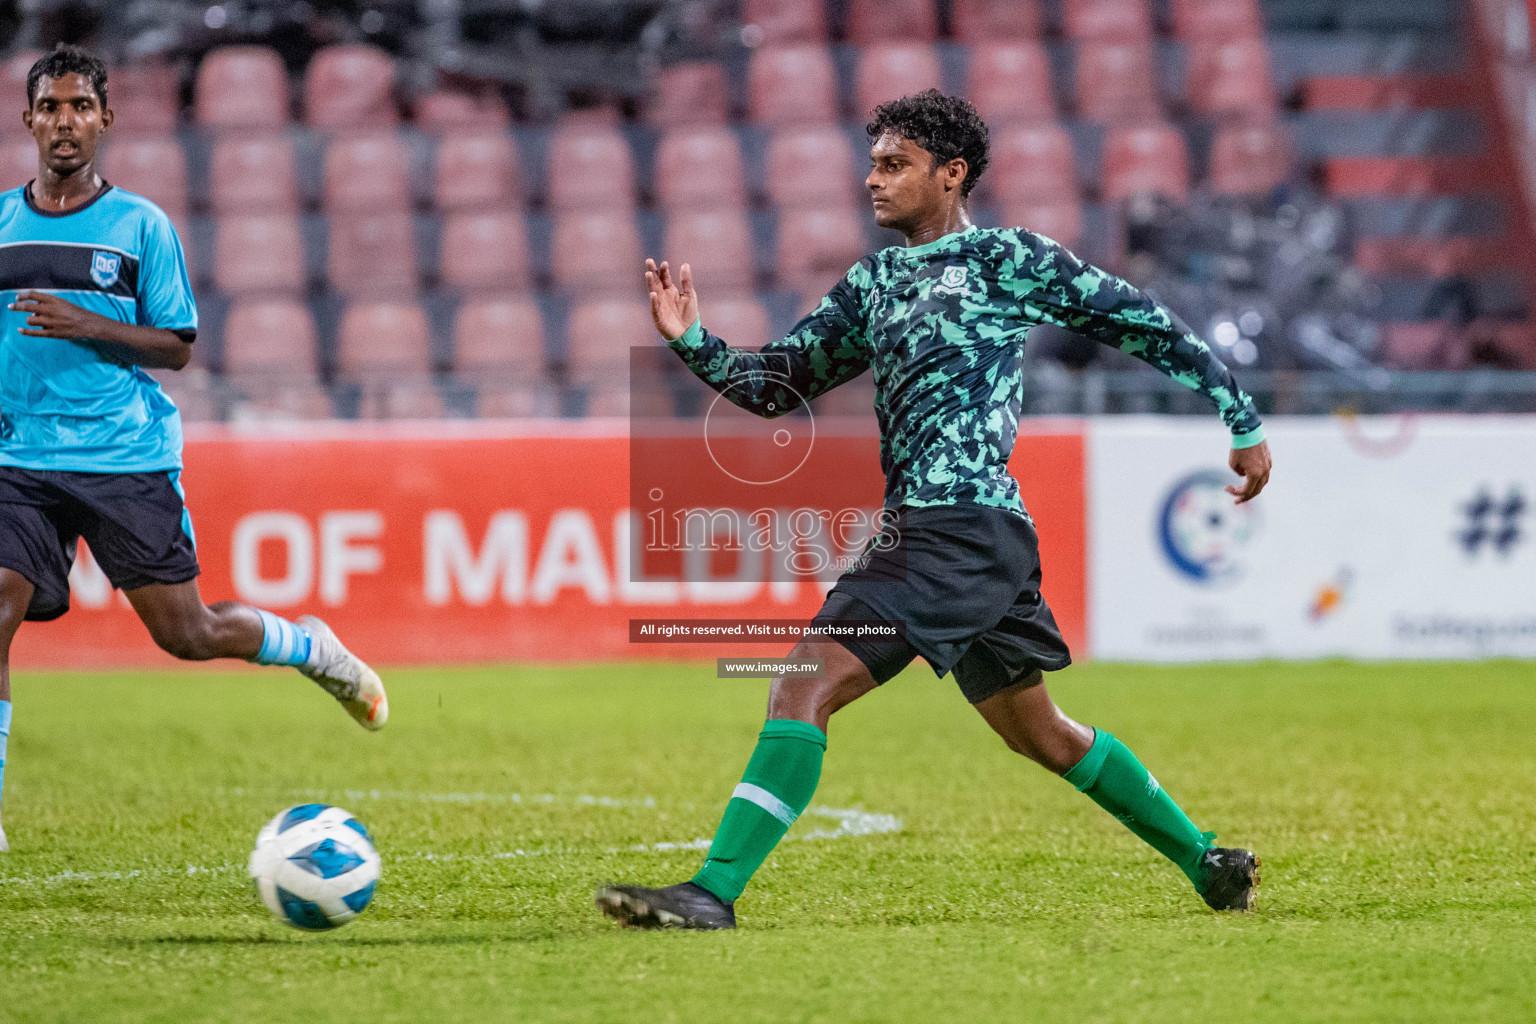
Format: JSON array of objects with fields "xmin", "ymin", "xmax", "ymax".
[
  {"xmin": 90, "ymin": 250, "xmax": 121, "ymax": 288},
  {"xmin": 932, "ymin": 265, "xmax": 970, "ymax": 296},
  {"xmin": 1157, "ymin": 470, "xmax": 1261, "ymax": 586}
]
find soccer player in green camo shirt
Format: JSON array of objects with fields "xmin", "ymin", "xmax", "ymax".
[{"xmin": 597, "ymin": 91, "xmax": 1273, "ymax": 929}]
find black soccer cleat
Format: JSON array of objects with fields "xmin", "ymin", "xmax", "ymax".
[
  {"xmin": 1198, "ymin": 847, "xmax": 1261, "ymax": 911},
  {"xmin": 595, "ymin": 881, "xmax": 737, "ymax": 930}
]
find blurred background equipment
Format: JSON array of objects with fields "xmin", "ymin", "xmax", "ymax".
[{"xmin": 4, "ymin": 0, "xmax": 1536, "ymax": 420}]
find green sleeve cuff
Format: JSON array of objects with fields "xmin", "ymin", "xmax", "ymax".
[
  {"xmin": 673, "ymin": 318, "xmax": 704, "ymax": 348},
  {"xmin": 1230, "ymin": 425, "xmax": 1266, "ymax": 449}
]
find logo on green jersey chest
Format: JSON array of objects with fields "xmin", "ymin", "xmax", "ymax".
[{"xmin": 932, "ymin": 265, "xmax": 970, "ymax": 296}]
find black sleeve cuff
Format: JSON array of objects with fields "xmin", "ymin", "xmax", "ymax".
[{"xmin": 171, "ymin": 328, "xmax": 197, "ymax": 344}]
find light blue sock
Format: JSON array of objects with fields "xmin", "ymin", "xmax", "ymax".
[
  {"xmin": 0, "ymin": 700, "xmax": 11, "ymax": 816},
  {"xmin": 253, "ymin": 609, "xmax": 314, "ymax": 667}
]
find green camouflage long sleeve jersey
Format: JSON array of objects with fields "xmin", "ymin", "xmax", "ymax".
[{"xmin": 668, "ymin": 225, "xmax": 1265, "ymax": 517}]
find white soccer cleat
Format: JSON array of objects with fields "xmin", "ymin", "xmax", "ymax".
[
  {"xmin": 297, "ymin": 615, "xmax": 388, "ymax": 731},
  {"xmin": 0, "ymin": 822, "xmax": 8, "ymax": 852}
]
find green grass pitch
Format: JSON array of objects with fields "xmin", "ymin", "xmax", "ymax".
[{"xmin": 2, "ymin": 660, "xmax": 1534, "ymax": 1022}]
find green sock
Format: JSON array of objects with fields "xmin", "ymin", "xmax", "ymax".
[
  {"xmin": 692, "ymin": 719, "xmax": 827, "ymax": 902},
  {"xmin": 1063, "ymin": 728, "xmax": 1215, "ymax": 888}
]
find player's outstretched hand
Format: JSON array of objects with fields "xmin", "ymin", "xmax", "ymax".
[
  {"xmin": 1227, "ymin": 440, "xmax": 1272, "ymax": 504},
  {"xmin": 9, "ymin": 290, "xmax": 110, "ymax": 340},
  {"xmin": 645, "ymin": 259, "xmax": 699, "ymax": 341}
]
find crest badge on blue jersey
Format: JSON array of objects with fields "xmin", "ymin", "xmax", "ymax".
[{"xmin": 90, "ymin": 250, "xmax": 121, "ymax": 288}]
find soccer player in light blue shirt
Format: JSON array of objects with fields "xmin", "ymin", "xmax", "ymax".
[{"xmin": 0, "ymin": 47, "xmax": 389, "ymax": 853}]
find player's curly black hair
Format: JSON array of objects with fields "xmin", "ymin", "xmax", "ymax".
[
  {"xmin": 866, "ymin": 89, "xmax": 990, "ymax": 199},
  {"xmin": 27, "ymin": 44, "xmax": 109, "ymax": 109}
]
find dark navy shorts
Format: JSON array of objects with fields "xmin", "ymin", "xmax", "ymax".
[
  {"xmin": 810, "ymin": 504, "xmax": 1072, "ymax": 705},
  {"xmin": 0, "ymin": 466, "xmax": 200, "ymax": 621}
]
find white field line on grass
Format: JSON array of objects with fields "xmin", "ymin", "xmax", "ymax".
[{"xmin": 0, "ymin": 790, "xmax": 902, "ymax": 888}]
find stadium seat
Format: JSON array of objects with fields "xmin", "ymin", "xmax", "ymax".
[
  {"xmin": 195, "ymin": 47, "xmax": 290, "ymax": 130},
  {"xmin": 105, "ymin": 63, "xmax": 179, "ymax": 137},
  {"xmin": 222, "ymin": 297, "xmax": 321, "ymax": 375},
  {"xmin": 1, "ymin": 139, "xmax": 36, "ymax": 191},
  {"xmin": 412, "ymin": 90, "xmax": 510, "ymax": 132},
  {"xmin": 748, "ymin": 46, "xmax": 840, "ymax": 126},
  {"xmin": 433, "ymin": 132, "xmax": 521, "ymax": 211},
  {"xmin": 965, "ymin": 42, "xmax": 1056, "ymax": 124},
  {"xmin": 1186, "ymin": 38, "xmax": 1276, "ymax": 116},
  {"xmin": 328, "ymin": 213, "xmax": 419, "ymax": 295},
  {"xmin": 1001, "ymin": 198, "xmax": 1085, "ymax": 250},
  {"xmin": 1063, "ymin": 0, "xmax": 1153, "ymax": 39},
  {"xmin": 1169, "ymin": 0, "xmax": 1262, "ymax": 41},
  {"xmin": 214, "ymin": 216, "xmax": 308, "ymax": 295},
  {"xmin": 551, "ymin": 212, "xmax": 644, "ymax": 295},
  {"xmin": 776, "ymin": 206, "xmax": 868, "ymax": 297},
  {"xmin": 337, "ymin": 299, "xmax": 434, "ymax": 374},
  {"xmin": 2, "ymin": 51, "xmax": 42, "ymax": 138},
  {"xmin": 228, "ymin": 381, "xmax": 334, "ymax": 420},
  {"xmin": 951, "ymin": 0, "xmax": 1043, "ymax": 41},
  {"xmin": 1209, "ymin": 121, "xmax": 1292, "ymax": 197},
  {"xmin": 846, "ymin": 0, "xmax": 938, "ymax": 42},
  {"xmin": 1103, "ymin": 123, "xmax": 1190, "ymax": 202},
  {"xmin": 982, "ymin": 123, "xmax": 1077, "ymax": 204},
  {"xmin": 740, "ymin": 0, "xmax": 827, "ymax": 44},
  {"xmin": 453, "ymin": 296, "xmax": 546, "ymax": 373},
  {"xmin": 101, "ymin": 137, "xmax": 187, "ymax": 216},
  {"xmin": 654, "ymin": 128, "xmax": 747, "ymax": 211},
  {"xmin": 355, "ymin": 379, "xmax": 446, "ymax": 419},
  {"xmin": 545, "ymin": 125, "xmax": 638, "ymax": 212},
  {"xmin": 702, "ymin": 296, "xmax": 772, "ymax": 349},
  {"xmin": 646, "ymin": 62, "xmax": 730, "ymax": 126},
  {"xmin": 854, "ymin": 44, "xmax": 944, "ymax": 117},
  {"xmin": 566, "ymin": 299, "xmax": 655, "ymax": 381},
  {"xmin": 439, "ymin": 211, "xmax": 532, "ymax": 292},
  {"xmin": 322, "ymin": 132, "xmax": 413, "ymax": 213},
  {"xmin": 304, "ymin": 45, "xmax": 399, "ymax": 130},
  {"xmin": 1074, "ymin": 41, "xmax": 1161, "ymax": 122},
  {"xmin": 662, "ymin": 210, "xmax": 756, "ymax": 294},
  {"xmin": 209, "ymin": 136, "xmax": 300, "ymax": 214},
  {"xmin": 765, "ymin": 127, "xmax": 863, "ymax": 208}
]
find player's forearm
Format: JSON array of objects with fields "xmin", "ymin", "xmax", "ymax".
[
  {"xmin": 1116, "ymin": 315, "xmax": 1263, "ymax": 443},
  {"xmin": 79, "ymin": 321, "xmax": 193, "ymax": 370},
  {"xmin": 667, "ymin": 320, "xmax": 806, "ymax": 419}
]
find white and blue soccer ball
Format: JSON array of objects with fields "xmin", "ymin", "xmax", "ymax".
[{"xmin": 249, "ymin": 804, "xmax": 381, "ymax": 931}]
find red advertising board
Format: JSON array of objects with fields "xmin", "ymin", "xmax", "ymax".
[{"xmin": 10, "ymin": 421, "xmax": 1085, "ymax": 669}]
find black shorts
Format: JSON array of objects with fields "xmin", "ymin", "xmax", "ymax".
[
  {"xmin": 810, "ymin": 504, "xmax": 1072, "ymax": 705},
  {"xmin": 0, "ymin": 466, "xmax": 200, "ymax": 621}
]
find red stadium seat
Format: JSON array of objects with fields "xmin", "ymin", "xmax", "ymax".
[
  {"xmin": 337, "ymin": 299, "xmax": 433, "ymax": 374},
  {"xmin": 776, "ymin": 206, "xmax": 868, "ymax": 297},
  {"xmin": 702, "ymin": 296, "xmax": 772, "ymax": 350},
  {"xmin": 195, "ymin": 47, "xmax": 290, "ymax": 130},
  {"xmin": 646, "ymin": 62, "xmax": 730, "ymax": 127},
  {"xmin": 106, "ymin": 63, "xmax": 179, "ymax": 137},
  {"xmin": 328, "ymin": 213, "xmax": 419, "ymax": 295},
  {"xmin": 1169, "ymin": 0, "xmax": 1263, "ymax": 41},
  {"xmin": 748, "ymin": 46, "xmax": 840, "ymax": 127},
  {"xmin": 1186, "ymin": 38, "xmax": 1276, "ymax": 116},
  {"xmin": 551, "ymin": 212, "xmax": 644, "ymax": 296},
  {"xmin": 663, "ymin": 210, "xmax": 756, "ymax": 294},
  {"xmin": 741, "ymin": 0, "xmax": 827, "ymax": 44},
  {"xmin": 222, "ymin": 298, "xmax": 321, "ymax": 376},
  {"xmin": 322, "ymin": 132, "xmax": 412, "ymax": 213},
  {"xmin": 1074, "ymin": 41, "xmax": 1161, "ymax": 122},
  {"xmin": 1, "ymin": 139, "xmax": 36, "ymax": 191},
  {"xmin": 304, "ymin": 45, "xmax": 398, "ymax": 130},
  {"xmin": 545, "ymin": 125, "xmax": 637, "ymax": 212},
  {"xmin": 654, "ymin": 128, "xmax": 747, "ymax": 211},
  {"xmin": 1103, "ymin": 123, "xmax": 1190, "ymax": 202},
  {"xmin": 1063, "ymin": 0, "xmax": 1153, "ymax": 39},
  {"xmin": 846, "ymin": 0, "xmax": 938, "ymax": 42},
  {"xmin": 412, "ymin": 90, "xmax": 510, "ymax": 133},
  {"xmin": 101, "ymin": 137, "xmax": 187, "ymax": 216},
  {"xmin": 566, "ymin": 299, "xmax": 655, "ymax": 381},
  {"xmin": 952, "ymin": 0, "xmax": 1043, "ymax": 41},
  {"xmin": 765, "ymin": 127, "xmax": 863, "ymax": 208},
  {"xmin": 434, "ymin": 132, "xmax": 521, "ymax": 211},
  {"xmin": 855, "ymin": 44, "xmax": 943, "ymax": 117},
  {"xmin": 966, "ymin": 42, "xmax": 1056, "ymax": 124},
  {"xmin": 214, "ymin": 216, "xmax": 307, "ymax": 296},
  {"xmin": 356, "ymin": 380, "xmax": 446, "ymax": 419},
  {"xmin": 2, "ymin": 52, "xmax": 43, "ymax": 138},
  {"xmin": 439, "ymin": 211, "xmax": 532, "ymax": 292},
  {"xmin": 209, "ymin": 136, "xmax": 300, "ymax": 214},
  {"xmin": 228, "ymin": 381, "xmax": 334, "ymax": 420},
  {"xmin": 982, "ymin": 122, "xmax": 1076, "ymax": 204},
  {"xmin": 454, "ymin": 296, "xmax": 546, "ymax": 373},
  {"xmin": 1001, "ymin": 198, "xmax": 1085, "ymax": 250},
  {"xmin": 1209, "ymin": 121, "xmax": 1292, "ymax": 196}
]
